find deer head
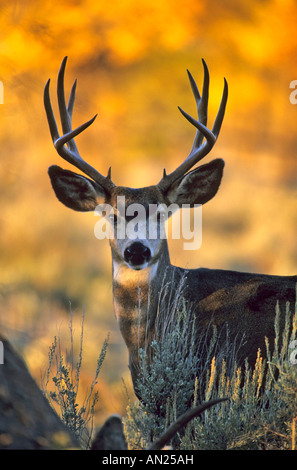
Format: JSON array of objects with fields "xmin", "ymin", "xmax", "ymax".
[{"xmin": 45, "ymin": 57, "xmax": 227, "ymax": 271}]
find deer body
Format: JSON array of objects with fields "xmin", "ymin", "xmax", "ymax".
[
  {"xmin": 44, "ymin": 58, "xmax": 297, "ymax": 399},
  {"xmin": 112, "ymin": 231, "xmax": 296, "ymax": 393}
]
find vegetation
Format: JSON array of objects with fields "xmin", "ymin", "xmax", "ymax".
[
  {"xmin": 38, "ymin": 290, "xmax": 297, "ymax": 450},
  {"xmin": 42, "ymin": 308, "xmax": 109, "ymax": 449},
  {"xmin": 124, "ymin": 297, "xmax": 297, "ymax": 450}
]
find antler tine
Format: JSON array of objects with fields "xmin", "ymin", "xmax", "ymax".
[
  {"xmin": 212, "ymin": 77, "xmax": 228, "ymax": 138},
  {"xmin": 67, "ymin": 79, "xmax": 77, "ymax": 125},
  {"xmin": 57, "ymin": 59, "xmax": 78, "ymax": 155},
  {"xmin": 157, "ymin": 60, "xmax": 228, "ymax": 193},
  {"xmin": 44, "ymin": 57, "xmax": 115, "ymax": 193},
  {"xmin": 187, "ymin": 58, "xmax": 209, "ymax": 150}
]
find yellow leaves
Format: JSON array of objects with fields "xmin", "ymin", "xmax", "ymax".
[
  {"xmin": 226, "ymin": 0, "xmax": 297, "ymax": 67},
  {"xmin": 204, "ymin": 350, "xmax": 266, "ymax": 407},
  {"xmin": 205, "ymin": 357, "xmax": 216, "ymax": 402},
  {"xmin": 1, "ymin": 0, "xmax": 297, "ymax": 74},
  {"xmin": 0, "ymin": 0, "xmax": 204, "ymax": 69},
  {"xmin": 0, "ymin": 29, "xmax": 43, "ymax": 69},
  {"xmin": 100, "ymin": 0, "xmax": 203, "ymax": 64},
  {"xmin": 231, "ymin": 367, "xmax": 242, "ymax": 403},
  {"xmin": 107, "ymin": 29, "xmax": 145, "ymax": 65},
  {"xmin": 252, "ymin": 349, "xmax": 265, "ymax": 399}
]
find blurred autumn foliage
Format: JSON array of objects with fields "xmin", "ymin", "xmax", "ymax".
[{"xmin": 0, "ymin": 0, "xmax": 297, "ymax": 425}]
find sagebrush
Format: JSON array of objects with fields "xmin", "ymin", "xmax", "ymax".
[
  {"xmin": 124, "ymin": 293, "xmax": 297, "ymax": 450},
  {"xmin": 42, "ymin": 308, "xmax": 109, "ymax": 448}
]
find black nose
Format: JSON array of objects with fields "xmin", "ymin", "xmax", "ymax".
[{"xmin": 124, "ymin": 242, "xmax": 151, "ymax": 266}]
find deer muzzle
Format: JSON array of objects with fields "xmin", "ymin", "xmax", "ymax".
[{"xmin": 124, "ymin": 242, "xmax": 152, "ymax": 269}]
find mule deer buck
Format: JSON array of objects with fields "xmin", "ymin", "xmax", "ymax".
[{"xmin": 44, "ymin": 57, "xmax": 297, "ymax": 400}]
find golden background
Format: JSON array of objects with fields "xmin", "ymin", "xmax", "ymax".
[{"xmin": 0, "ymin": 0, "xmax": 296, "ymax": 425}]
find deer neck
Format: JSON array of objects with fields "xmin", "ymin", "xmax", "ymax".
[{"xmin": 111, "ymin": 241, "xmax": 171, "ymax": 355}]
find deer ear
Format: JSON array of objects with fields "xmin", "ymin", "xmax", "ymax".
[
  {"xmin": 48, "ymin": 165, "xmax": 107, "ymax": 212},
  {"xmin": 166, "ymin": 159, "xmax": 224, "ymax": 206}
]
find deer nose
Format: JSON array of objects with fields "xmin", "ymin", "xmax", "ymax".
[{"xmin": 124, "ymin": 242, "xmax": 151, "ymax": 267}]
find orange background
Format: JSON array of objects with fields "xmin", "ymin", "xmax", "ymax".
[{"xmin": 0, "ymin": 0, "xmax": 297, "ymax": 425}]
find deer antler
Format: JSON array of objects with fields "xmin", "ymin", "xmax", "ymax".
[
  {"xmin": 148, "ymin": 397, "xmax": 229, "ymax": 450},
  {"xmin": 44, "ymin": 56, "xmax": 115, "ymax": 194},
  {"xmin": 157, "ymin": 59, "xmax": 228, "ymax": 193}
]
